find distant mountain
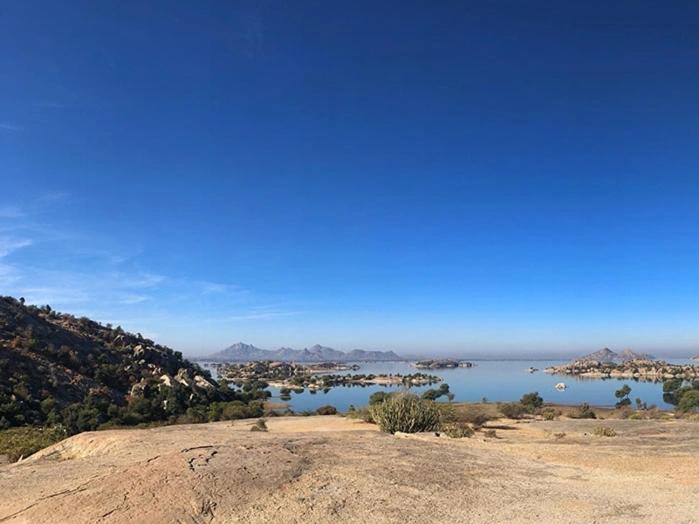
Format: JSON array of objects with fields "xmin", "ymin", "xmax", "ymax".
[
  {"xmin": 579, "ymin": 347, "xmax": 617, "ymax": 362},
  {"xmin": 204, "ymin": 342, "xmax": 403, "ymax": 362},
  {"xmin": 577, "ymin": 348, "xmax": 655, "ymax": 363},
  {"xmin": 617, "ymin": 349, "xmax": 655, "ymax": 361}
]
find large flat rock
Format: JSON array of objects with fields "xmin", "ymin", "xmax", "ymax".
[{"xmin": 0, "ymin": 417, "xmax": 697, "ymax": 523}]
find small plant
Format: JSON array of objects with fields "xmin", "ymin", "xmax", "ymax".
[
  {"xmin": 250, "ymin": 418, "xmax": 268, "ymax": 432},
  {"xmin": 499, "ymin": 402, "xmax": 525, "ymax": 419},
  {"xmin": 316, "ymin": 405, "xmax": 337, "ymax": 416},
  {"xmin": 458, "ymin": 406, "xmax": 491, "ymax": 427},
  {"xmin": 541, "ymin": 407, "xmax": 560, "ymax": 421},
  {"xmin": 553, "ymin": 432, "xmax": 566, "ymax": 440},
  {"xmin": 369, "ymin": 393, "xmax": 440, "ymax": 434},
  {"xmin": 440, "ymin": 422, "xmax": 474, "ymax": 438},
  {"xmin": 569, "ymin": 403, "xmax": 597, "ymax": 419},
  {"xmin": 593, "ymin": 426, "xmax": 617, "ymax": 437},
  {"xmin": 345, "ymin": 407, "xmax": 373, "ymax": 422}
]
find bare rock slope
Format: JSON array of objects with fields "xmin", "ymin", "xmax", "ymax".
[{"xmin": 1, "ymin": 417, "xmax": 697, "ymax": 523}]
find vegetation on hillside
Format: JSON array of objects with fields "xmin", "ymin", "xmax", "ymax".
[{"xmin": 0, "ymin": 296, "xmax": 268, "ymax": 438}]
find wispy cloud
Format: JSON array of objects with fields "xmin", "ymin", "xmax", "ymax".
[
  {"xmin": 0, "ymin": 238, "xmax": 32, "ymax": 258},
  {"xmin": 0, "ymin": 196, "xmax": 304, "ymax": 344},
  {"xmin": 117, "ymin": 293, "xmax": 150, "ymax": 305},
  {"xmin": 0, "ymin": 123, "xmax": 21, "ymax": 132},
  {"xmin": 229, "ymin": 305, "xmax": 303, "ymax": 321}
]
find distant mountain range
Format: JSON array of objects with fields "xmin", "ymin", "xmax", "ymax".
[
  {"xmin": 203, "ymin": 342, "xmax": 403, "ymax": 362},
  {"xmin": 577, "ymin": 348, "xmax": 655, "ymax": 363}
]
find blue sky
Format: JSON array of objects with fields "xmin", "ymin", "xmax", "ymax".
[{"xmin": 1, "ymin": 1, "xmax": 699, "ymax": 357}]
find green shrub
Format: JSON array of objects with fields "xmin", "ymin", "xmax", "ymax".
[
  {"xmin": 520, "ymin": 392, "xmax": 543, "ymax": 413},
  {"xmin": 677, "ymin": 390, "xmax": 699, "ymax": 413},
  {"xmin": 440, "ymin": 422, "xmax": 474, "ymax": 438},
  {"xmin": 250, "ymin": 418, "xmax": 268, "ymax": 432},
  {"xmin": 368, "ymin": 391, "xmax": 390, "ymax": 405},
  {"xmin": 369, "ymin": 393, "xmax": 440, "ymax": 434},
  {"xmin": 499, "ymin": 402, "xmax": 525, "ymax": 419},
  {"xmin": 316, "ymin": 405, "xmax": 337, "ymax": 416}
]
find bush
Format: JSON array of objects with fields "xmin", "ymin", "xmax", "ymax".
[
  {"xmin": 250, "ymin": 418, "xmax": 268, "ymax": 432},
  {"xmin": 499, "ymin": 402, "xmax": 526, "ymax": 419},
  {"xmin": 368, "ymin": 391, "xmax": 390, "ymax": 405},
  {"xmin": 369, "ymin": 393, "xmax": 440, "ymax": 434},
  {"xmin": 457, "ymin": 406, "xmax": 491, "ymax": 427},
  {"xmin": 541, "ymin": 407, "xmax": 560, "ymax": 421},
  {"xmin": 440, "ymin": 421, "xmax": 474, "ymax": 438},
  {"xmin": 316, "ymin": 405, "xmax": 337, "ymax": 416},
  {"xmin": 569, "ymin": 403, "xmax": 597, "ymax": 419},
  {"xmin": 520, "ymin": 392, "xmax": 543, "ymax": 413},
  {"xmin": 592, "ymin": 426, "xmax": 617, "ymax": 437},
  {"xmin": 678, "ymin": 390, "xmax": 699, "ymax": 413}
]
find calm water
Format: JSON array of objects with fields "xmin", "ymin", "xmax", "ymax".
[{"xmin": 201, "ymin": 359, "xmax": 695, "ymax": 412}]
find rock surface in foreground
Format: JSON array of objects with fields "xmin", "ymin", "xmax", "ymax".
[{"xmin": 1, "ymin": 416, "xmax": 697, "ymax": 523}]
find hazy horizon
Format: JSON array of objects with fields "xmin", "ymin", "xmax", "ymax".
[{"xmin": 2, "ymin": 2, "xmax": 699, "ymax": 357}]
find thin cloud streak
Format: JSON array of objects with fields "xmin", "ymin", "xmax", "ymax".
[{"xmin": 0, "ymin": 238, "xmax": 32, "ymax": 258}]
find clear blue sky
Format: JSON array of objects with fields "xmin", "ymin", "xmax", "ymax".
[{"xmin": 1, "ymin": 1, "xmax": 698, "ymax": 357}]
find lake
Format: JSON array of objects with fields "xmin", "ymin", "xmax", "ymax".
[{"xmin": 201, "ymin": 359, "xmax": 695, "ymax": 412}]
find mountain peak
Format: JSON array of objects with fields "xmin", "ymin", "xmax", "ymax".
[
  {"xmin": 204, "ymin": 343, "xmax": 403, "ymax": 362},
  {"xmin": 577, "ymin": 347, "xmax": 655, "ymax": 363}
]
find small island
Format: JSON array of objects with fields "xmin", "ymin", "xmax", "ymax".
[
  {"xmin": 413, "ymin": 359, "xmax": 473, "ymax": 369},
  {"xmin": 545, "ymin": 358, "xmax": 698, "ymax": 381},
  {"xmin": 218, "ymin": 360, "xmax": 440, "ymax": 390}
]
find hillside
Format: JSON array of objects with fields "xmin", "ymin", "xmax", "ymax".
[
  {"xmin": 578, "ymin": 347, "xmax": 655, "ymax": 363},
  {"xmin": 0, "ymin": 297, "xmax": 259, "ymax": 431},
  {"xmin": 206, "ymin": 341, "xmax": 403, "ymax": 362},
  {"xmin": 1, "ymin": 416, "xmax": 696, "ymax": 523}
]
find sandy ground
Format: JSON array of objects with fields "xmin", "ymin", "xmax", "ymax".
[{"xmin": 0, "ymin": 416, "xmax": 697, "ymax": 523}]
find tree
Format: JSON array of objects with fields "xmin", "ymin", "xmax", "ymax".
[
  {"xmin": 677, "ymin": 390, "xmax": 699, "ymax": 413},
  {"xmin": 614, "ymin": 384, "xmax": 632, "ymax": 408},
  {"xmin": 520, "ymin": 392, "xmax": 544, "ymax": 413}
]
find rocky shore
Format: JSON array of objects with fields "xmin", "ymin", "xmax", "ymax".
[
  {"xmin": 544, "ymin": 359, "xmax": 699, "ymax": 381},
  {"xmin": 220, "ymin": 360, "xmax": 440, "ymax": 390}
]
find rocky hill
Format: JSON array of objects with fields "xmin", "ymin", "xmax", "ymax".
[
  {"xmin": 577, "ymin": 347, "xmax": 655, "ymax": 363},
  {"xmin": 205, "ymin": 342, "xmax": 403, "ymax": 362},
  {"xmin": 0, "ymin": 296, "xmax": 244, "ymax": 430}
]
